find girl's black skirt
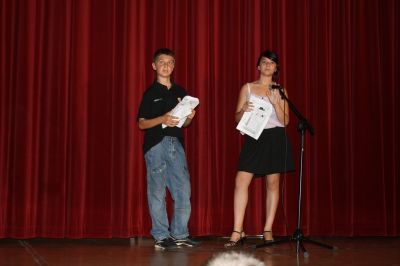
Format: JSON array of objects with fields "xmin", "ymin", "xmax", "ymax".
[{"xmin": 237, "ymin": 127, "xmax": 295, "ymax": 177}]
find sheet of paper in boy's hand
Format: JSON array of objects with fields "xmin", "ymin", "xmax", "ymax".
[
  {"xmin": 162, "ymin": 95, "xmax": 200, "ymax": 128},
  {"xmin": 236, "ymin": 95, "xmax": 273, "ymax": 140}
]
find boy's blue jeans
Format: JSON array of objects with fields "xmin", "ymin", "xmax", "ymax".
[{"xmin": 144, "ymin": 136, "xmax": 191, "ymax": 241}]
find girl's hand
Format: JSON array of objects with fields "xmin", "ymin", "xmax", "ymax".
[
  {"xmin": 241, "ymin": 101, "xmax": 254, "ymax": 112},
  {"xmin": 268, "ymin": 89, "xmax": 281, "ymax": 106}
]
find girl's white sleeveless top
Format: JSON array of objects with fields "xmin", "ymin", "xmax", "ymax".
[{"xmin": 247, "ymin": 83, "xmax": 284, "ymax": 129}]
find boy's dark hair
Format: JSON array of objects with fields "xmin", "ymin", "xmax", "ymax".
[
  {"xmin": 153, "ymin": 48, "xmax": 175, "ymax": 62},
  {"xmin": 256, "ymin": 50, "xmax": 280, "ymax": 77}
]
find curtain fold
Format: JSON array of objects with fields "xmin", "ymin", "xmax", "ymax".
[{"xmin": 0, "ymin": 0, "xmax": 398, "ymax": 238}]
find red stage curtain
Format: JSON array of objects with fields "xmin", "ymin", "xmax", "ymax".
[{"xmin": 0, "ymin": 0, "xmax": 398, "ymax": 238}]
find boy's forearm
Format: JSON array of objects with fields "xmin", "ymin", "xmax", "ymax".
[
  {"xmin": 138, "ymin": 116, "xmax": 163, "ymax": 130},
  {"xmin": 182, "ymin": 118, "xmax": 192, "ymax": 127}
]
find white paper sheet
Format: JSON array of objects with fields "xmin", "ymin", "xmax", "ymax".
[
  {"xmin": 162, "ymin": 95, "xmax": 199, "ymax": 128},
  {"xmin": 236, "ymin": 95, "xmax": 273, "ymax": 140}
]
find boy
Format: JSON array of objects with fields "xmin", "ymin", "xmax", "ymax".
[{"xmin": 137, "ymin": 48, "xmax": 198, "ymax": 250}]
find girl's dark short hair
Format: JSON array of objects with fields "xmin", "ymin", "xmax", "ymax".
[
  {"xmin": 153, "ymin": 48, "xmax": 175, "ymax": 62},
  {"xmin": 256, "ymin": 50, "xmax": 280, "ymax": 76}
]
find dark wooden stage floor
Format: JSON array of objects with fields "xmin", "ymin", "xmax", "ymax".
[{"xmin": 1, "ymin": 236, "xmax": 399, "ymax": 265}]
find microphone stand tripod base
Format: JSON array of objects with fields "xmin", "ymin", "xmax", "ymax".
[{"xmin": 252, "ymin": 229, "xmax": 338, "ymax": 257}]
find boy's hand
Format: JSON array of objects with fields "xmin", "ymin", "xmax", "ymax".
[
  {"xmin": 162, "ymin": 112, "xmax": 179, "ymax": 127},
  {"xmin": 187, "ymin": 109, "xmax": 196, "ymax": 119}
]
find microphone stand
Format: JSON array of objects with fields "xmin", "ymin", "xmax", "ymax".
[{"xmin": 253, "ymin": 87, "xmax": 337, "ymax": 257}]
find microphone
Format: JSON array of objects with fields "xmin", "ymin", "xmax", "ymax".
[{"xmin": 269, "ymin": 83, "xmax": 282, "ymax": 90}]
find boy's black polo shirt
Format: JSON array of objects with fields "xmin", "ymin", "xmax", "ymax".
[{"xmin": 137, "ymin": 81, "xmax": 188, "ymax": 154}]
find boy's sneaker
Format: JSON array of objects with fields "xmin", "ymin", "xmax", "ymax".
[
  {"xmin": 171, "ymin": 236, "xmax": 200, "ymax": 247},
  {"xmin": 154, "ymin": 238, "xmax": 179, "ymax": 250}
]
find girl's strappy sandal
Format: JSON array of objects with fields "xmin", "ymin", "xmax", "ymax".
[{"xmin": 224, "ymin": 230, "xmax": 246, "ymax": 248}]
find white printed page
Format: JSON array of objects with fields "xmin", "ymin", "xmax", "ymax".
[
  {"xmin": 236, "ymin": 95, "xmax": 273, "ymax": 140},
  {"xmin": 162, "ymin": 96, "xmax": 199, "ymax": 128}
]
